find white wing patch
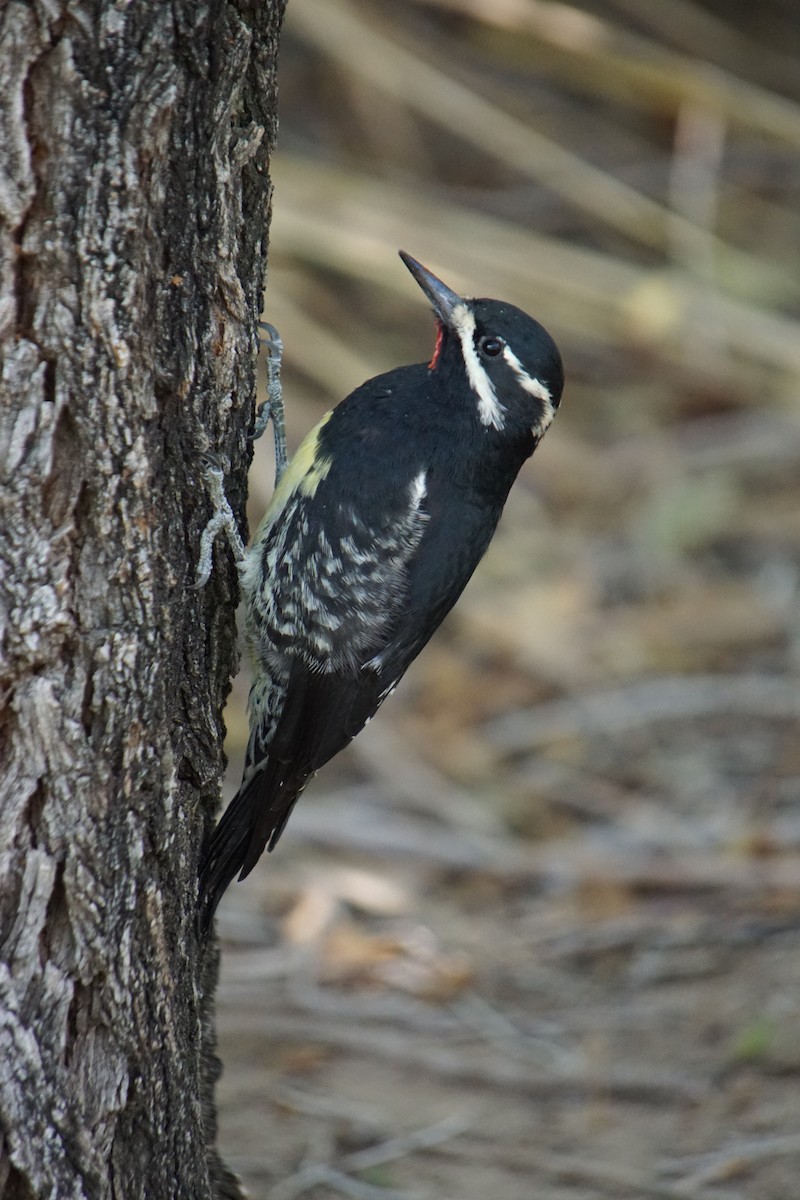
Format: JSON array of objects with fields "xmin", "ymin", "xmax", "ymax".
[
  {"xmin": 408, "ymin": 469, "xmax": 427, "ymax": 512},
  {"xmin": 501, "ymin": 344, "xmax": 557, "ymax": 433},
  {"xmin": 451, "ymin": 303, "xmax": 505, "ymax": 431}
]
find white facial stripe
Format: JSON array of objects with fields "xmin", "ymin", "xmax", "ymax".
[
  {"xmin": 451, "ymin": 303, "xmax": 505, "ymax": 430},
  {"xmin": 502, "ymin": 344, "xmax": 556, "ymax": 430}
]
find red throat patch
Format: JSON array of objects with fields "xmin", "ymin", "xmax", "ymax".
[{"xmin": 428, "ymin": 321, "xmax": 444, "ymax": 369}]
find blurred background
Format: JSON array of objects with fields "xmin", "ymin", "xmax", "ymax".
[{"xmin": 216, "ymin": 2, "xmax": 800, "ymax": 1196}]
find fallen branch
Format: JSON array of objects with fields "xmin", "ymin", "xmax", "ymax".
[
  {"xmin": 217, "ymin": 1009, "xmax": 708, "ymax": 1107},
  {"xmin": 269, "ymin": 1112, "xmax": 474, "ymax": 1200},
  {"xmin": 485, "ymin": 673, "xmax": 800, "ymax": 755}
]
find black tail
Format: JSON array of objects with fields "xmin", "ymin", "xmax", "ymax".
[
  {"xmin": 197, "ymin": 759, "xmax": 304, "ymax": 937},
  {"xmin": 197, "ymin": 783, "xmax": 260, "ymax": 936},
  {"xmin": 198, "ymin": 662, "xmax": 366, "ymax": 936}
]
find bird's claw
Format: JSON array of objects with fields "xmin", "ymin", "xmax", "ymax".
[
  {"xmin": 258, "ymin": 320, "xmax": 283, "ymax": 358},
  {"xmin": 198, "ymin": 450, "xmax": 224, "ymax": 481}
]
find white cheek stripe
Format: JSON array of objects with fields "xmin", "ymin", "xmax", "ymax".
[
  {"xmin": 452, "ymin": 303, "xmax": 505, "ymax": 430},
  {"xmin": 502, "ymin": 344, "xmax": 556, "ymax": 431}
]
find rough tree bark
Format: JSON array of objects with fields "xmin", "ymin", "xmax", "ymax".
[{"xmin": 0, "ymin": 2, "xmax": 285, "ymax": 1196}]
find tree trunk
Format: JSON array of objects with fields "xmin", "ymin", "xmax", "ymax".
[{"xmin": 0, "ymin": 2, "xmax": 285, "ymax": 1195}]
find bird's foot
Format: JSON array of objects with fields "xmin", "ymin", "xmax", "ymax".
[
  {"xmin": 194, "ymin": 452, "xmax": 246, "ymax": 589},
  {"xmin": 255, "ymin": 320, "xmax": 288, "ymax": 485},
  {"xmin": 195, "ymin": 319, "xmax": 285, "ymax": 588}
]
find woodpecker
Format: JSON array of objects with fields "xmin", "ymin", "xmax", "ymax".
[{"xmin": 198, "ymin": 252, "xmax": 564, "ymax": 930}]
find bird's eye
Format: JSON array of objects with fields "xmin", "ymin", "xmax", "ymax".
[{"xmin": 479, "ymin": 336, "xmax": 503, "ymax": 357}]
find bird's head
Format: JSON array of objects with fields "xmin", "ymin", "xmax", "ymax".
[{"xmin": 400, "ymin": 250, "xmax": 564, "ymax": 440}]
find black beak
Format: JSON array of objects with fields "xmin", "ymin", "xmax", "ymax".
[{"xmin": 399, "ymin": 251, "xmax": 463, "ymax": 326}]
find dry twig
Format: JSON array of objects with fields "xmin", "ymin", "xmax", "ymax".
[{"xmin": 269, "ymin": 1112, "xmax": 475, "ymax": 1200}]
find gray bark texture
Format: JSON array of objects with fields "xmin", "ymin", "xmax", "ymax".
[{"xmin": 0, "ymin": 1, "xmax": 286, "ymax": 1196}]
